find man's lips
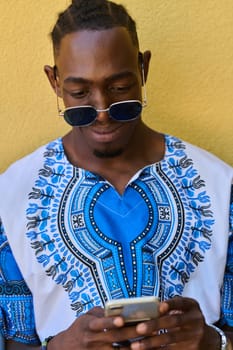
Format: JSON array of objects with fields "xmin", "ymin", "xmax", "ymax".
[
  {"xmin": 93, "ymin": 128, "xmax": 119, "ymax": 135},
  {"xmin": 88, "ymin": 123, "xmax": 124, "ymax": 142},
  {"xmin": 91, "ymin": 123, "xmax": 123, "ymax": 135}
]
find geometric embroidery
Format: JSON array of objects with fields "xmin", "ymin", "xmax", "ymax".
[
  {"xmin": 26, "ymin": 136, "xmax": 214, "ymax": 316},
  {"xmin": 72, "ymin": 213, "xmax": 85, "ymax": 229},
  {"xmin": 158, "ymin": 206, "xmax": 171, "ymax": 221}
]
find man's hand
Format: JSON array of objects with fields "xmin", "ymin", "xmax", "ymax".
[
  {"xmin": 129, "ymin": 296, "xmax": 221, "ymax": 350},
  {"xmin": 48, "ymin": 306, "xmax": 140, "ymax": 350},
  {"xmin": 12, "ymin": 298, "xmax": 225, "ymax": 350}
]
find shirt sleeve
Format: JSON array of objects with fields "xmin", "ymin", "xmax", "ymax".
[
  {"xmin": 0, "ymin": 218, "xmax": 40, "ymax": 344},
  {"xmin": 220, "ymin": 184, "xmax": 233, "ymax": 326}
]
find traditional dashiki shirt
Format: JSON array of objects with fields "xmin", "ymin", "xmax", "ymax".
[{"xmin": 0, "ymin": 135, "xmax": 232, "ymax": 344}]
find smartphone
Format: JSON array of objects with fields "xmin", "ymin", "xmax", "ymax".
[{"xmin": 104, "ymin": 296, "xmax": 159, "ymax": 325}]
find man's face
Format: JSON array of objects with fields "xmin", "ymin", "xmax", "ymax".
[{"xmin": 54, "ymin": 27, "xmax": 144, "ymax": 158}]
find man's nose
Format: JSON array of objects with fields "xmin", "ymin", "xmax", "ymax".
[
  {"xmin": 92, "ymin": 93, "xmax": 111, "ymax": 123},
  {"xmin": 96, "ymin": 108, "xmax": 110, "ymax": 123}
]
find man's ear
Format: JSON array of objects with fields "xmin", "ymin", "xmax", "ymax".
[
  {"xmin": 44, "ymin": 65, "xmax": 62, "ymax": 97},
  {"xmin": 139, "ymin": 50, "xmax": 151, "ymax": 84}
]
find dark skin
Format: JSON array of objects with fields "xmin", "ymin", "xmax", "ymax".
[
  {"xmin": 6, "ymin": 28, "xmax": 233, "ymax": 349},
  {"xmin": 6, "ymin": 298, "xmax": 231, "ymax": 349},
  {"xmin": 45, "ymin": 28, "xmax": 163, "ymax": 195}
]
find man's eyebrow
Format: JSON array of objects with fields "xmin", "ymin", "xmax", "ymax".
[
  {"xmin": 106, "ymin": 71, "xmax": 137, "ymax": 82},
  {"xmin": 64, "ymin": 77, "xmax": 89, "ymax": 84},
  {"xmin": 63, "ymin": 71, "xmax": 136, "ymax": 85}
]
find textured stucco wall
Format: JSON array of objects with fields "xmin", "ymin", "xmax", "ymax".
[{"xmin": 0, "ymin": 0, "xmax": 232, "ymax": 172}]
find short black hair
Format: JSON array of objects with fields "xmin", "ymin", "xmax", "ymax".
[{"xmin": 51, "ymin": 0, "xmax": 139, "ymax": 55}]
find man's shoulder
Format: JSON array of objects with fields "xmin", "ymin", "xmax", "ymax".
[
  {"xmin": 165, "ymin": 134, "xmax": 233, "ymax": 175},
  {"xmin": 0, "ymin": 138, "xmax": 63, "ymax": 188},
  {"xmin": 184, "ymin": 139, "xmax": 232, "ymax": 175}
]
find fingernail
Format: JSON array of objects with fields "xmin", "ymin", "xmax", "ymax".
[
  {"xmin": 131, "ymin": 342, "xmax": 140, "ymax": 350},
  {"xmin": 113, "ymin": 316, "xmax": 124, "ymax": 327},
  {"xmin": 136, "ymin": 323, "xmax": 147, "ymax": 333}
]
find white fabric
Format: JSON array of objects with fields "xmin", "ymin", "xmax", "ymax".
[{"xmin": 0, "ymin": 136, "xmax": 232, "ymax": 340}]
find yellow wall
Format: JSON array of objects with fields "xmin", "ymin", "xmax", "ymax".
[{"xmin": 0, "ymin": 0, "xmax": 232, "ymax": 173}]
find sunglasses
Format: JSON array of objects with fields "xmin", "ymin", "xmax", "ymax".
[
  {"xmin": 55, "ymin": 53, "xmax": 147, "ymax": 127},
  {"xmin": 60, "ymin": 100, "xmax": 144, "ymax": 127}
]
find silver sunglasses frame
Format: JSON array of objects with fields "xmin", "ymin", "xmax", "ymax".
[{"xmin": 55, "ymin": 63, "xmax": 148, "ymax": 123}]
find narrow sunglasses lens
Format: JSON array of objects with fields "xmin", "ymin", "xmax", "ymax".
[
  {"xmin": 109, "ymin": 101, "xmax": 142, "ymax": 121},
  {"xmin": 64, "ymin": 106, "xmax": 97, "ymax": 126}
]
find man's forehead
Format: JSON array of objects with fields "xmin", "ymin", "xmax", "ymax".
[
  {"xmin": 55, "ymin": 27, "xmax": 138, "ymax": 59},
  {"xmin": 54, "ymin": 27, "xmax": 139, "ymax": 80}
]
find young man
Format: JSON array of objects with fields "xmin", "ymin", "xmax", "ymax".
[{"xmin": 0, "ymin": 0, "xmax": 233, "ymax": 349}]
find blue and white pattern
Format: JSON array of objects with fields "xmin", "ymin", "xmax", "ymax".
[
  {"xmin": 221, "ymin": 187, "xmax": 233, "ymax": 326},
  {"xmin": 0, "ymin": 220, "xmax": 39, "ymax": 344},
  {"xmin": 25, "ymin": 136, "xmax": 214, "ymax": 315},
  {"xmin": 0, "ymin": 134, "xmax": 232, "ymax": 343}
]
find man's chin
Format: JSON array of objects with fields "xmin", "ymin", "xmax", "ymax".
[{"xmin": 93, "ymin": 148, "xmax": 123, "ymax": 158}]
